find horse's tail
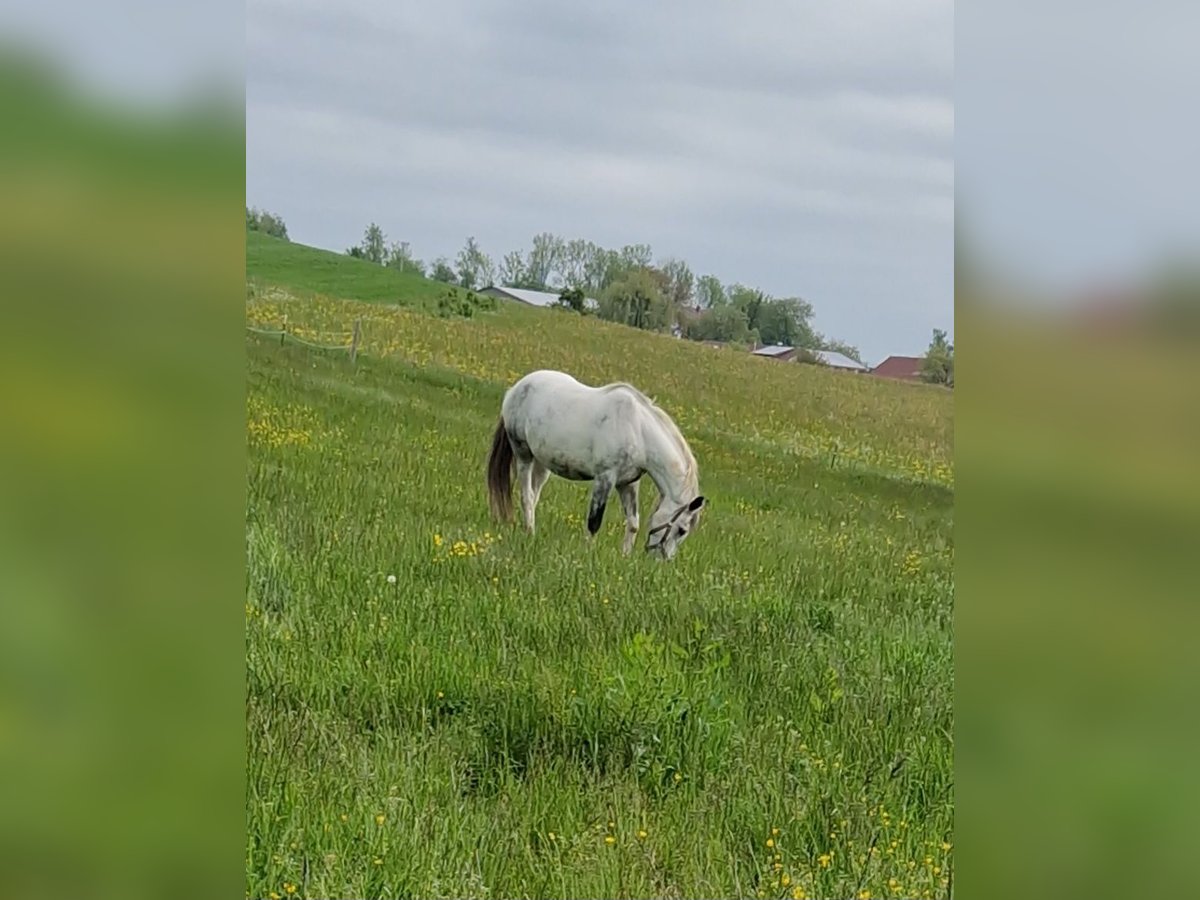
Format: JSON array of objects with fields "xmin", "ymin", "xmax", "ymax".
[{"xmin": 486, "ymin": 416, "xmax": 514, "ymax": 522}]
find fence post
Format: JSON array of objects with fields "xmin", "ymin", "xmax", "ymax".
[
  {"xmin": 281, "ymin": 315, "xmax": 287, "ymax": 346},
  {"xmin": 350, "ymin": 318, "xmax": 361, "ymax": 364}
]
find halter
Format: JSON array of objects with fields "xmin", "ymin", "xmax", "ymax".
[{"xmin": 646, "ymin": 504, "xmax": 690, "ymax": 551}]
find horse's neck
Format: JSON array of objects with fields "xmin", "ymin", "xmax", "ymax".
[{"xmin": 639, "ymin": 408, "xmax": 693, "ymax": 504}]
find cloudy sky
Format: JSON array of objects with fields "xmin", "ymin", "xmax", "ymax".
[{"xmin": 247, "ymin": 0, "xmax": 953, "ymax": 364}]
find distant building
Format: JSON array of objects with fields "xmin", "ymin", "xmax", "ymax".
[
  {"xmin": 478, "ymin": 285, "xmax": 599, "ymax": 311},
  {"xmin": 872, "ymin": 355, "xmax": 925, "ymax": 381},
  {"xmin": 811, "ymin": 349, "xmax": 869, "ymax": 372},
  {"xmin": 751, "ymin": 344, "xmax": 798, "ymax": 362}
]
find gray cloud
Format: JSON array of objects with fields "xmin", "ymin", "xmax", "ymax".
[{"xmin": 248, "ymin": 0, "xmax": 953, "ymax": 362}]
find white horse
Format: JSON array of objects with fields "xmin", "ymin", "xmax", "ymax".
[{"xmin": 486, "ymin": 369, "xmax": 705, "ymax": 559}]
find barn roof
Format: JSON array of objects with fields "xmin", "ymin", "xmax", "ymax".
[
  {"xmin": 483, "ymin": 285, "xmax": 598, "ymax": 309},
  {"xmin": 872, "ymin": 355, "xmax": 925, "ymax": 379},
  {"xmin": 813, "ymin": 349, "xmax": 868, "ymax": 370},
  {"xmin": 751, "ymin": 344, "xmax": 795, "ymax": 357}
]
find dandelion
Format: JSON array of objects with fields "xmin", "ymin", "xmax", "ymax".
[
  {"xmin": 637, "ymin": 830, "xmax": 648, "ymax": 840},
  {"xmin": 858, "ymin": 891, "xmax": 872, "ymax": 899},
  {"xmin": 781, "ymin": 874, "xmax": 791, "ymax": 886},
  {"xmin": 548, "ymin": 832, "xmax": 556, "ymax": 841},
  {"xmin": 941, "ymin": 841, "xmax": 952, "ymax": 852},
  {"xmin": 792, "ymin": 887, "xmax": 807, "ymax": 900},
  {"xmin": 375, "ymin": 814, "xmax": 385, "ymax": 825},
  {"xmin": 818, "ymin": 853, "xmax": 832, "ymax": 868},
  {"xmin": 771, "ymin": 827, "xmax": 781, "ymax": 836},
  {"xmin": 386, "ymin": 574, "xmax": 396, "ymax": 584},
  {"xmin": 673, "ymin": 772, "xmax": 683, "ymax": 783},
  {"xmin": 373, "ymin": 857, "xmax": 382, "ymax": 866},
  {"xmin": 339, "ymin": 814, "xmax": 348, "ymax": 822},
  {"xmin": 269, "ymin": 893, "xmax": 280, "ymax": 900},
  {"xmin": 766, "ymin": 838, "xmax": 775, "ymax": 849},
  {"xmin": 436, "ymin": 691, "xmax": 444, "ymax": 699},
  {"xmin": 604, "ymin": 835, "xmax": 615, "ymax": 845},
  {"xmin": 283, "ymin": 884, "xmax": 297, "ymax": 895}
]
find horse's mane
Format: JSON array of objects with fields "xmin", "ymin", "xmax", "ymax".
[{"xmin": 603, "ymin": 382, "xmax": 699, "ymax": 495}]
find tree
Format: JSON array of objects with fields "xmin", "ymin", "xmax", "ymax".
[
  {"xmin": 554, "ymin": 238, "xmax": 594, "ymax": 289},
  {"xmin": 498, "ymin": 249, "xmax": 527, "ymax": 287},
  {"xmin": 685, "ymin": 304, "xmax": 755, "ymax": 343},
  {"xmin": 585, "ymin": 246, "xmax": 622, "ymax": 292},
  {"xmin": 695, "ymin": 274, "xmax": 726, "ymax": 309},
  {"xmin": 597, "ymin": 268, "xmax": 671, "ymax": 331},
  {"xmin": 385, "ymin": 240, "xmax": 424, "ymax": 276},
  {"xmin": 430, "ymin": 257, "xmax": 458, "ymax": 284},
  {"xmin": 660, "ymin": 258, "xmax": 695, "ymax": 309},
  {"xmin": 246, "ymin": 206, "xmax": 288, "ymax": 240},
  {"xmin": 525, "ymin": 232, "xmax": 565, "ymax": 290},
  {"xmin": 456, "ymin": 236, "xmax": 495, "ymax": 289},
  {"xmin": 360, "ymin": 223, "xmax": 386, "ymax": 264},
  {"xmin": 921, "ymin": 328, "xmax": 954, "ymax": 386},
  {"xmin": 346, "ymin": 246, "xmax": 364, "ymax": 258},
  {"xmin": 728, "ymin": 284, "xmax": 766, "ymax": 333},
  {"xmin": 557, "ymin": 287, "xmax": 585, "ymax": 312}
]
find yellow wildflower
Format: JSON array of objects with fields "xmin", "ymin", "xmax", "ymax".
[
  {"xmin": 375, "ymin": 814, "xmax": 385, "ymax": 825},
  {"xmin": 766, "ymin": 838, "xmax": 775, "ymax": 849},
  {"xmin": 818, "ymin": 853, "xmax": 832, "ymax": 868},
  {"xmin": 604, "ymin": 835, "xmax": 615, "ymax": 845}
]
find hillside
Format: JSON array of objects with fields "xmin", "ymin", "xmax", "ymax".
[
  {"xmin": 247, "ymin": 229, "xmax": 451, "ymax": 309},
  {"xmin": 244, "ymin": 235, "xmax": 954, "ymax": 899}
]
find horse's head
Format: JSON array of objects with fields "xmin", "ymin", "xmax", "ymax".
[{"xmin": 646, "ymin": 495, "xmax": 706, "ymax": 560}]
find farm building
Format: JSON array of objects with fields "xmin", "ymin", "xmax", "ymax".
[
  {"xmin": 478, "ymin": 285, "xmax": 599, "ymax": 311},
  {"xmin": 751, "ymin": 344, "xmax": 798, "ymax": 362},
  {"xmin": 872, "ymin": 355, "xmax": 925, "ymax": 381},
  {"xmin": 811, "ymin": 349, "xmax": 869, "ymax": 372}
]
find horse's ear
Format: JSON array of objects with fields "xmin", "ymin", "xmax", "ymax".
[{"xmin": 688, "ymin": 495, "xmax": 706, "ymax": 512}]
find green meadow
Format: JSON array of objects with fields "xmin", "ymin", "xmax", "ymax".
[{"xmin": 245, "ymin": 233, "xmax": 954, "ymax": 899}]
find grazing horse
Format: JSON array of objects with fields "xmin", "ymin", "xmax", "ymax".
[{"xmin": 486, "ymin": 369, "xmax": 705, "ymax": 559}]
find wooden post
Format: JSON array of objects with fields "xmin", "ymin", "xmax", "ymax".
[
  {"xmin": 281, "ymin": 315, "xmax": 287, "ymax": 346},
  {"xmin": 350, "ymin": 318, "xmax": 361, "ymax": 364}
]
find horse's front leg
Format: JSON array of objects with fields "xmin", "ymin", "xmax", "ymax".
[
  {"xmin": 587, "ymin": 472, "xmax": 616, "ymax": 540},
  {"xmin": 617, "ymin": 480, "xmax": 640, "ymax": 555}
]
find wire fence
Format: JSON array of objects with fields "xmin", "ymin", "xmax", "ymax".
[{"xmin": 246, "ymin": 318, "xmax": 363, "ymax": 360}]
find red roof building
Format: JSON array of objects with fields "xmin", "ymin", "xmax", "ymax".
[{"xmin": 871, "ymin": 355, "xmax": 925, "ymax": 381}]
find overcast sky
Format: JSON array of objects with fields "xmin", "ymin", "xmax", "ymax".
[{"xmin": 247, "ymin": 0, "xmax": 953, "ymax": 364}]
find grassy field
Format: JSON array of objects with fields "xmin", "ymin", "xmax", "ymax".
[{"xmin": 245, "ymin": 235, "xmax": 954, "ymax": 899}]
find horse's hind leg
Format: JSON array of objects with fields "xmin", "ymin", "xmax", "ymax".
[
  {"xmin": 526, "ymin": 461, "xmax": 550, "ymax": 533},
  {"xmin": 617, "ymin": 480, "xmax": 640, "ymax": 555},
  {"xmin": 587, "ymin": 472, "xmax": 616, "ymax": 539}
]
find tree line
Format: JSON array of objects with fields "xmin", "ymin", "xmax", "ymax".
[
  {"xmin": 341, "ymin": 221, "xmax": 866, "ymax": 358},
  {"xmin": 246, "ymin": 207, "xmax": 952, "ymax": 376}
]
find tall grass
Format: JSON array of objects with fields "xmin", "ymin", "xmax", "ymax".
[{"xmin": 245, "ymin": 266, "xmax": 953, "ymax": 899}]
